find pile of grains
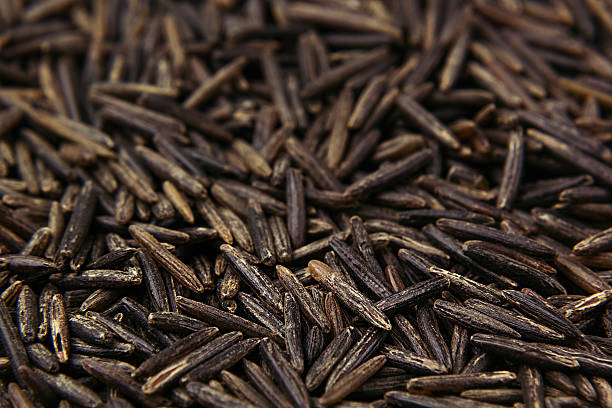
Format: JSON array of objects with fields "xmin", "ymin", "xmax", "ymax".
[{"xmin": 2, "ymin": 0, "xmax": 612, "ymax": 407}]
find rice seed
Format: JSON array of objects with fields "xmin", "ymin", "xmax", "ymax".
[
  {"xmin": 148, "ymin": 311, "xmax": 209, "ymax": 334},
  {"xmin": 136, "ymin": 250, "xmax": 169, "ymax": 312},
  {"xmin": 560, "ymin": 290, "xmax": 612, "ymax": 322},
  {"xmin": 108, "ymin": 160, "xmax": 158, "ymax": 204},
  {"xmin": 328, "ymin": 327, "xmax": 386, "ymax": 388},
  {"xmin": 217, "ymin": 208, "xmax": 252, "ymax": 252},
  {"xmin": 393, "ymin": 313, "xmax": 431, "ymax": 358},
  {"xmin": 136, "ymin": 145, "xmax": 206, "ymax": 198},
  {"xmin": 460, "ymin": 351, "xmax": 491, "ymax": 375},
  {"xmin": 318, "ymin": 355, "xmax": 386, "ymax": 406},
  {"xmin": 464, "ymin": 298, "xmax": 564, "ymax": 341},
  {"xmin": 22, "ymin": 128, "xmax": 75, "ymax": 181},
  {"xmin": 142, "ymin": 331, "xmax": 242, "ymax": 393},
  {"xmin": 50, "ymin": 293, "xmax": 69, "ymax": 363},
  {"xmin": 0, "ymin": 255, "xmax": 56, "ymax": 276},
  {"xmin": 396, "ymin": 94, "xmax": 460, "ymax": 149},
  {"xmin": 68, "ymin": 314, "xmax": 114, "ymax": 346},
  {"xmin": 286, "ymin": 75, "xmax": 307, "ymax": 129},
  {"xmin": 459, "ymin": 388, "xmax": 523, "ymax": 405},
  {"xmin": 284, "ymin": 293, "xmax": 304, "ymax": 374},
  {"xmin": 271, "ymin": 155, "xmax": 291, "ymax": 190},
  {"xmin": 192, "ymin": 255, "xmax": 214, "ymax": 291},
  {"xmin": 325, "ymin": 292, "xmax": 346, "ymax": 336},
  {"xmin": 119, "ymin": 297, "xmax": 172, "ymax": 348},
  {"xmin": 544, "ymin": 370, "xmax": 578, "ymax": 396},
  {"xmin": 555, "ymin": 255, "xmax": 612, "ymax": 294},
  {"xmin": 2, "ymin": 280, "xmax": 23, "ymax": 305},
  {"xmin": 15, "ymin": 140, "xmax": 39, "ymax": 196},
  {"xmin": 470, "ymin": 333, "xmax": 579, "ymax": 370},
  {"xmin": 323, "ymin": 250, "xmax": 359, "ymax": 289},
  {"xmin": 467, "ymin": 62, "xmax": 522, "ymax": 107},
  {"xmin": 232, "ymin": 139, "xmax": 272, "ymax": 179},
  {"xmin": 336, "ymin": 129, "xmax": 382, "ymax": 180},
  {"xmin": 464, "ymin": 240, "xmax": 558, "ymax": 276},
  {"xmin": 416, "ymin": 304, "xmax": 453, "ymax": 371},
  {"xmin": 503, "ymin": 289, "xmax": 582, "ymax": 339},
  {"xmin": 79, "ymin": 288, "xmax": 120, "ymax": 314},
  {"xmin": 162, "ymin": 181, "xmax": 194, "ymax": 224},
  {"xmin": 37, "ymin": 284, "xmax": 56, "ymax": 341},
  {"xmin": 196, "ymin": 198, "xmax": 233, "ymax": 244},
  {"xmin": 221, "ymin": 369, "xmax": 273, "ymax": 408},
  {"xmin": 82, "ymin": 358, "xmax": 172, "ymax": 408},
  {"xmin": 247, "ymin": 199, "xmax": 276, "ymax": 266},
  {"xmin": 237, "ymin": 292, "xmax": 284, "ymax": 339},
  {"xmin": 436, "ymin": 218, "xmax": 555, "ymax": 258},
  {"xmin": 344, "ymin": 149, "xmax": 433, "ymax": 201},
  {"xmin": 19, "ymin": 227, "xmax": 52, "ymax": 256},
  {"xmin": 406, "ymin": 371, "xmax": 518, "ymax": 395},
  {"xmin": 217, "ymin": 179, "xmax": 286, "ymax": 215},
  {"xmin": 177, "ymin": 296, "xmax": 280, "ymax": 341},
  {"xmin": 450, "ymin": 324, "xmax": 470, "ymax": 374},
  {"xmin": 308, "ymin": 260, "xmax": 391, "ymax": 330},
  {"xmin": 129, "ymin": 225, "xmax": 204, "ymax": 293},
  {"xmin": 55, "ymin": 181, "xmax": 96, "ymax": 268},
  {"xmin": 286, "ymin": 168, "xmax": 306, "ymax": 248},
  {"xmin": 330, "ymin": 237, "xmax": 391, "ymax": 298},
  {"xmin": 571, "ymin": 372, "xmax": 598, "ymax": 402},
  {"xmin": 428, "ymin": 266, "xmax": 505, "ymax": 305},
  {"xmin": 184, "ymin": 57, "xmax": 247, "ymax": 109},
  {"xmin": 86, "ymin": 310, "xmax": 158, "ymax": 355},
  {"xmin": 218, "ymin": 263, "xmax": 240, "ymax": 300},
  {"xmin": 433, "ymin": 299, "xmax": 521, "ymax": 338},
  {"xmin": 306, "ymin": 326, "xmax": 354, "ymax": 391},
  {"xmin": 424, "ymin": 225, "xmax": 517, "ymax": 288},
  {"xmin": 518, "ymin": 365, "xmax": 545, "ymax": 408},
  {"xmin": 26, "ymin": 342, "xmax": 58, "ymax": 373},
  {"xmin": 573, "ymin": 226, "xmax": 612, "ymax": 255},
  {"xmin": 384, "ymin": 345, "xmax": 448, "ymax": 375},
  {"xmin": 185, "ymin": 381, "xmax": 257, "ymax": 408},
  {"xmin": 348, "ymin": 75, "xmax": 386, "ymax": 130},
  {"xmin": 133, "ymin": 327, "xmax": 219, "ymax": 379},
  {"xmin": 142, "ymin": 96, "xmax": 232, "ymax": 143},
  {"xmin": 276, "ymin": 265, "xmax": 330, "ymax": 332},
  {"xmin": 288, "ymin": 3, "xmax": 401, "ymax": 40},
  {"xmin": 376, "ymin": 278, "xmax": 449, "ymax": 314},
  {"xmin": 527, "ymin": 128, "xmax": 612, "ymax": 188},
  {"xmin": 181, "ymin": 337, "xmax": 261, "ymax": 383},
  {"xmin": 285, "ymin": 136, "xmax": 343, "ymax": 191},
  {"xmin": 31, "ymin": 368, "xmax": 103, "ymax": 408},
  {"xmin": 300, "ymin": 46, "xmax": 391, "ymax": 98},
  {"xmin": 327, "ymin": 87, "xmax": 353, "ymax": 171},
  {"xmin": 350, "ymin": 216, "xmax": 383, "ymax": 277},
  {"xmin": 70, "ymin": 338, "xmax": 134, "ymax": 358},
  {"xmin": 497, "ymin": 128, "xmax": 525, "ymax": 209},
  {"xmin": 591, "ymin": 376, "xmax": 612, "ymax": 407},
  {"xmin": 532, "ymin": 207, "xmax": 596, "ymax": 243},
  {"xmin": 559, "ymin": 185, "xmax": 612, "ymax": 204},
  {"xmin": 260, "ymin": 337, "xmax": 311, "ymax": 408},
  {"xmin": 385, "ymin": 265, "xmax": 407, "ymax": 292},
  {"xmin": 0, "ymin": 299, "xmax": 28, "ymax": 382},
  {"xmin": 85, "ymin": 248, "xmax": 136, "ymax": 270},
  {"xmin": 463, "ymin": 241, "xmax": 566, "ymax": 296},
  {"xmin": 260, "ymin": 125, "xmax": 295, "ymax": 165},
  {"xmin": 243, "ymin": 359, "xmax": 294, "ymax": 408},
  {"xmin": 260, "ymin": 50, "xmax": 294, "ymax": 128}
]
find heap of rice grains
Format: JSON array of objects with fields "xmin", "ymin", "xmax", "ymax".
[{"xmin": 2, "ymin": 0, "xmax": 612, "ymax": 407}]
